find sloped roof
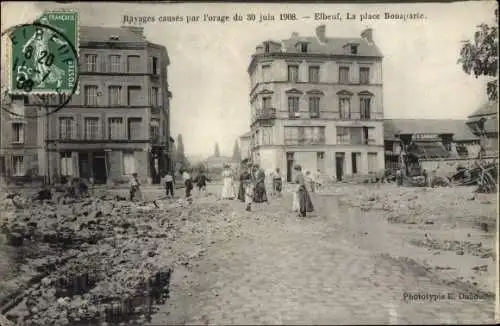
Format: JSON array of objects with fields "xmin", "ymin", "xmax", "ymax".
[
  {"xmin": 80, "ymin": 26, "xmax": 147, "ymax": 43},
  {"xmin": 240, "ymin": 131, "xmax": 252, "ymax": 139},
  {"xmin": 383, "ymin": 119, "xmax": 479, "ymax": 141},
  {"xmin": 280, "ymin": 36, "xmax": 383, "ymax": 57},
  {"xmin": 468, "ymin": 101, "xmax": 498, "ymax": 118}
]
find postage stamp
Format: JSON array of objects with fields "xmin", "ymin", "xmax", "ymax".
[{"xmin": 8, "ymin": 11, "xmax": 79, "ymax": 95}]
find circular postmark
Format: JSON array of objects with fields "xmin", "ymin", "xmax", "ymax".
[{"xmin": 1, "ymin": 20, "xmax": 79, "ymax": 118}]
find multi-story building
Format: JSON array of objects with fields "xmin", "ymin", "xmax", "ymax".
[
  {"xmin": 466, "ymin": 101, "xmax": 498, "ymax": 157},
  {"xmin": 1, "ymin": 26, "xmax": 173, "ymax": 185},
  {"xmin": 247, "ymin": 25, "xmax": 385, "ymax": 181}
]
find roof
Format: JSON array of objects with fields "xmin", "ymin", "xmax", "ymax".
[
  {"xmin": 80, "ymin": 26, "xmax": 147, "ymax": 43},
  {"xmin": 409, "ymin": 141, "xmax": 451, "ymax": 159},
  {"xmin": 278, "ymin": 35, "xmax": 382, "ymax": 57},
  {"xmin": 383, "ymin": 119, "xmax": 479, "ymax": 141},
  {"xmin": 239, "ymin": 131, "xmax": 252, "ymax": 139},
  {"xmin": 468, "ymin": 101, "xmax": 498, "ymax": 118}
]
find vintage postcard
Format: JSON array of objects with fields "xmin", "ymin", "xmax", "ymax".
[{"xmin": 0, "ymin": 1, "xmax": 498, "ymax": 325}]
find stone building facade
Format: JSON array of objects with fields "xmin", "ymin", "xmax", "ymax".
[
  {"xmin": 0, "ymin": 26, "xmax": 173, "ymax": 185},
  {"xmin": 247, "ymin": 25, "xmax": 385, "ymax": 181}
]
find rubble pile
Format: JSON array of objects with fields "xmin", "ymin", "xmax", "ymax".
[
  {"xmin": 337, "ymin": 185, "xmax": 497, "ymax": 226},
  {"xmin": 0, "ymin": 193, "xmax": 202, "ymax": 326},
  {"xmin": 410, "ymin": 239, "xmax": 494, "ymax": 259}
]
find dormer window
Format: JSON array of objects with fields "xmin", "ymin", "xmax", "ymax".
[
  {"xmin": 109, "ymin": 35, "xmax": 119, "ymax": 40},
  {"xmin": 350, "ymin": 44, "xmax": 358, "ymax": 54},
  {"xmin": 301, "ymin": 43, "xmax": 308, "ymax": 53}
]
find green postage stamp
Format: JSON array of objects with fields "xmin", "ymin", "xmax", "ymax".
[{"xmin": 9, "ymin": 11, "xmax": 79, "ymax": 95}]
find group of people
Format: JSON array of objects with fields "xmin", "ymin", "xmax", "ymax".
[
  {"xmin": 130, "ymin": 162, "xmax": 318, "ymax": 218},
  {"xmin": 233, "ymin": 162, "xmax": 316, "ymax": 217}
]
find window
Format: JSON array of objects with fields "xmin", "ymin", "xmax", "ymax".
[
  {"xmin": 150, "ymin": 119, "xmax": 160, "ymax": 140},
  {"xmin": 13, "ymin": 156, "xmax": 24, "ymax": 176},
  {"xmin": 288, "ymin": 65, "xmax": 299, "ymax": 82},
  {"xmin": 86, "ymin": 54, "xmax": 97, "ymax": 72},
  {"xmin": 128, "ymin": 118, "xmax": 142, "ymax": 140},
  {"xmin": 285, "ymin": 126, "xmax": 325, "ymax": 145},
  {"xmin": 123, "ymin": 152, "xmax": 136, "ymax": 175},
  {"xmin": 12, "ymin": 123, "xmax": 24, "ymax": 143},
  {"xmin": 301, "ymin": 43, "xmax": 308, "ymax": 53},
  {"xmin": 261, "ymin": 127, "xmax": 272, "ymax": 145},
  {"xmin": 308, "ymin": 66, "xmax": 320, "ymax": 83},
  {"xmin": 339, "ymin": 66, "xmax": 350, "ymax": 84},
  {"xmin": 339, "ymin": 97, "xmax": 351, "ymax": 119},
  {"xmin": 108, "ymin": 117, "xmax": 124, "ymax": 139},
  {"xmin": 84, "ymin": 85, "xmax": 98, "ymax": 106},
  {"xmin": 60, "ymin": 152, "xmax": 73, "ymax": 176},
  {"xmin": 360, "ymin": 67, "xmax": 370, "ymax": 84},
  {"xmin": 59, "ymin": 117, "xmax": 74, "ymax": 140},
  {"xmin": 84, "ymin": 117, "xmax": 100, "ymax": 140},
  {"xmin": 262, "ymin": 65, "xmax": 271, "ymax": 82},
  {"xmin": 151, "ymin": 87, "xmax": 159, "ymax": 107},
  {"xmin": 127, "ymin": 86, "xmax": 142, "ymax": 106},
  {"xmin": 288, "ymin": 96, "xmax": 300, "ymax": 117},
  {"xmin": 360, "ymin": 97, "xmax": 371, "ymax": 120},
  {"xmin": 284, "ymin": 127, "xmax": 300, "ymax": 145},
  {"xmin": 127, "ymin": 55, "xmax": 141, "ymax": 73},
  {"xmin": 109, "ymin": 55, "xmax": 121, "ymax": 73},
  {"xmin": 309, "ymin": 97, "xmax": 320, "ymax": 118},
  {"xmin": 350, "ymin": 44, "xmax": 358, "ymax": 55},
  {"xmin": 336, "ymin": 127, "xmax": 349, "ymax": 144},
  {"xmin": 109, "ymin": 86, "xmax": 121, "ymax": 106},
  {"xmin": 262, "ymin": 96, "xmax": 272, "ymax": 109},
  {"xmin": 368, "ymin": 152, "xmax": 378, "ymax": 173},
  {"xmin": 151, "ymin": 57, "xmax": 158, "ymax": 75}
]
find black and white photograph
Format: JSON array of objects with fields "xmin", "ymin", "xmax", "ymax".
[{"xmin": 0, "ymin": 1, "xmax": 498, "ymax": 325}]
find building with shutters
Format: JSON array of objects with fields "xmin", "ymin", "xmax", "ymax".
[
  {"xmin": 246, "ymin": 25, "xmax": 385, "ymax": 181},
  {"xmin": 0, "ymin": 25, "xmax": 173, "ymax": 185}
]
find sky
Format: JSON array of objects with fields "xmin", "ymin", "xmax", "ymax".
[{"xmin": 1, "ymin": 1, "xmax": 498, "ymax": 157}]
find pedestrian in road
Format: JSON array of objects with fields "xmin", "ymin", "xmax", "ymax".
[
  {"xmin": 129, "ymin": 173, "xmax": 142, "ymax": 202},
  {"xmin": 182, "ymin": 168, "xmax": 194, "ymax": 202},
  {"xmin": 252, "ymin": 164, "xmax": 268, "ymax": 203},
  {"xmin": 237, "ymin": 161, "xmax": 248, "ymax": 202},
  {"xmin": 271, "ymin": 168, "xmax": 283, "ymax": 199},
  {"xmin": 293, "ymin": 164, "xmax": 314, "ymax": 218},
  {"xmin": 315, "ymin": 169, "xmax": 323, "ymax": 192},
  {"xmin": 163, "ymin": 172, "xmax": 175, "ymax": 198},
  {"xmin": 221, "ymin": 163, "xmax": 236, "ymax": 200},
  {"xmin": 194, "ymin": 169, "xmax": 210, "ymax": 197},
  {"xmin": 241, "ymin": 165, "xmax": 254, "ymax": 211}
]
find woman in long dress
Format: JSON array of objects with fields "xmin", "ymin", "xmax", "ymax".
[
  {"xmin": 242, "ymin": 166, "xmax": 254, "ymax": 211},
  {"xmin": 293, "ymin": 164, "xmax": 314, "ymax": 217},
  {"xmin": 221, "ymin": 164, "xmax": 235, "ymax": 199}
]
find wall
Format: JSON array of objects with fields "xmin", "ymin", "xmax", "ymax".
[{"xmin": 420, "ymin": 156, "xmax": 498, "ymax": 177}]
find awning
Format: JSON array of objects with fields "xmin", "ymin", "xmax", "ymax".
[
  {"xmin": 408, "ymin": 141, "xmax": 450, "ymax": 159},
  {"xmin": 6, "ymin": 119, "xmax": 27, "ymax": 124}
]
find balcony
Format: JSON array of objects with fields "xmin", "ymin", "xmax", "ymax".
[
  {"xmin": 252, "ymin": 108, "xmax": 276, "ymax": 126},
  {"xmin": 339, "ymin": 112, "xmax": 383, "ymax": 120}
]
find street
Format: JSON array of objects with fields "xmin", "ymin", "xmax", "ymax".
[{"xmin": 144, "ymin": 183, "xmax": 497, "ymax": 325}]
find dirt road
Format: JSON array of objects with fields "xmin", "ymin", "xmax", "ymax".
[{"xmin": 147, "ymin": 185, "xmax": 497, "ymax": 325}]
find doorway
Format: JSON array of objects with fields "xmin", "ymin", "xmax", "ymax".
[
  {"xmin": 286, "ymin": 152, "xmax": 294, "ymax": 182},
  {"xmin": 92, "ymin": 152, "xmax": 107, "ymax": 184},
  {"xmin": 351, "ymin": 152, "xmax": 359, "ymax": 174},
  {"xmin": 335, "ymin": 153, "xmax": 344, "ymax": 181},
  {"xmin": 78, "ymin": 153, "xmax": 90, "ymax": 180}
]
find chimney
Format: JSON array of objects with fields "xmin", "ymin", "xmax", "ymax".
[
  {"xmin": 361, "ymin": 28, "xmax": 373, "ymax": 43},
  {"xmin": 316, "ymin": 25, "xmax": 326, "ymax": 43}
]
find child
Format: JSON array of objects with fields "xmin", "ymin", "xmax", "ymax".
[{"xmin": 129, "ymin": 173, "xmax": 141, "ymax": 201}]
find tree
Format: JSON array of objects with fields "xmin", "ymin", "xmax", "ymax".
[
  {"xmin": 232, "ymin": 140, "xmax": 241, "ymax": 162},
  {"xmin": 214, "ymin": 142, "xmax": 220, "ymax": 157},
  {"xmin": 458, "ymin": 8, "xmax": 498, "ymax": 101}
]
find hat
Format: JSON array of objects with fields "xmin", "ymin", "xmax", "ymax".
[{"xmin": 293, "ymin": 164, "xmax": 302, "ymax": 171}]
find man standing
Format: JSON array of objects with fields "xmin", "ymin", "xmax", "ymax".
[
  {"xmin": 182, "ymin": 168, "xmax": 194, "ymax": 202},
  {"xmin": 129, "ymin": 173, "xmax": 141, "ymax": 201},
  {"xmin": 164, "ymin": 172, "xmax": 174, "ymax": 198}
]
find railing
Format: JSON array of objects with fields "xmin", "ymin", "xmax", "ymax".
[
  {"xmin": 339, "ymin": 112, "xmax": 384, "ymax": 120},
  {"xmin": 252, "ymin": 108, "xmax": 276, "ymax": 123},
  {"xmin": 284, "ymin": 136, "xmax": 326, "ymax": 145}
]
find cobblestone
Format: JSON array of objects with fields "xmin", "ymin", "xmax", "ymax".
[{"xmin": 149, "ymin": 185, "xmax": 497, "ymax": 325}]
